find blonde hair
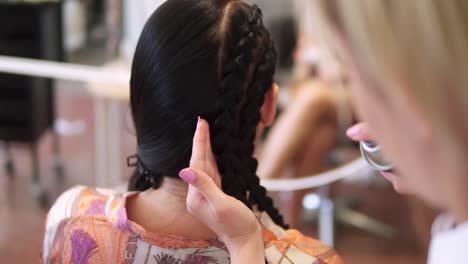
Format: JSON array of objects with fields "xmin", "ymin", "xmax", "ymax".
[{"xmin": 313, "ymin": 0, "xmax": 468, "ymax": 157}]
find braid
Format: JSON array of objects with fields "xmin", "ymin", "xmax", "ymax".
[
  {"xmin": 211, "ymin": 4, "xmax": 288, "ymax": 229},
  {"xmin": 209, "ymin": 17, "xmax": 260, "ymax": 207},
  {"xmin": 237, "ymin": 8, "xmax": 288, "ymax": 229},
  {"xmin": 241, "ymin": 43, "xmax": 288, "ymax": 229}
]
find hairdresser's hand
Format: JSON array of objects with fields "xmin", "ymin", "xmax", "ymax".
[{"xmin": 179, "ymin": 118, "xmax": 264, "ymax": 263}]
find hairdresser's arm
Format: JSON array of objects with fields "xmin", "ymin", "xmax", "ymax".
[{"xmin": 179, "ymin": 118, "xmax": 264, "ymax": 263}]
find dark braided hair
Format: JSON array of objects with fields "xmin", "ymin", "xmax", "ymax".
[
  {"xmin": 210, "ymin": 4, "xmax": 288, "ymax": 228},
  {"xmin": 128, "ymin": 0, "xmax": 288, "ymax": 229},
  {"xmin": 238, "ymin": 11, "xmax": 288, "ymax": 228}
]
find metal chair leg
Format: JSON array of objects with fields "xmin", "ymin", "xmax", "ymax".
[
  {"xmin": 335, "ymin": 204, "xmax": 398, "ymax": 239},
  {"xmin": 318, "ymin": 185, "xmax": 336, "ymax": 247},
  {"xmin": 310, "ymin": 185, "xmax": 398, "ymax": 247},
  {"xmin": 32, "ymin": 143, "xmax": 40, "ymax": 185},
  {"xmin": 51, "ymin": 130, "xmax": 65, "ymax": 180},
  {"xmin": 30, "ymin": 143, "xmax": 49, "ymax": 209},
  {"xmin": 3, "ymin": 142, "xmax": 15, "ymax": 176}
]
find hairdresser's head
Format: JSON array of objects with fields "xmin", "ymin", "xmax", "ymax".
[
  {"xmin": 315, "ymin": 0, "xmax": 468, "ymax": 217},
  {"xmin": 129, "ymin": 0, "xmax": 286, "ymax": 227}
]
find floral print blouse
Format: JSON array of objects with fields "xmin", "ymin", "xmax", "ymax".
[{"xmin": 42, "ymin": 186, "xmax": 343, "ymax": 264}]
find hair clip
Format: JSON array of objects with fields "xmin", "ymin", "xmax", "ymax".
[
  {"xmin": 127, "ymin": 154, "xmax": 150, "ymax": 175},
  {"xmin": 127, "ymin": 154, "xmax": 138, "ymax": 167},
  {"xmin": 127, "ymin": 154, "xmax": 157, "ymax": 186}
]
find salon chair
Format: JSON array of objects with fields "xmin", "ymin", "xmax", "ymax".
[
  {"xmin": 0, "ymin": 1, "xmax": 65, "ymax": 207},
  {"xmin": 313, "ymin": 146, "xmax": 398, "ymax": 247}
]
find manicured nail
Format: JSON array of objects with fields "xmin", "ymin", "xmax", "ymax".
[
  {"xmin": 179, "ymin": 169, "xmax": 196, "ymax": 184},
  {"xmin": 346, "ymin": 125, "xmax": 361, "ymax": 139},
  {"xmin": 197, "ymin": 116, "xmax": 201, "ymax": 129}
]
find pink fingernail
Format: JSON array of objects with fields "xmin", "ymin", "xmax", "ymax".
[
  {"xmin": 197, "ymin": 116, "xmax": 201, "ymax": 129},
  {"xmin": 179, "ymin": 169, "xmax": 196, "ymax": 184},
  {"xmin": 346, "ymin": 126, "xmax": 361, "ymax": 138}
]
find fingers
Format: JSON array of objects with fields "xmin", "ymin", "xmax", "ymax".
[
  {"xmin": 179, "ymin": 168, "xmax": 223, "ymax": 207},
  {"xmin": 197, "ymin": 118, "xmax": 217, "ymax": 169},
  {"xmin": 346, "ymin": 122, "xmax": 371, "ymax": 142},
  {"xmin": 190, "ymin": 117, "xmax": 208, "ymax": 168},
  {"xmin": 200, "ymin": 118, "xmax": 214, "ymax": 162},
  {"xmin": 190, "ymin": 118, "xmax": 221, "ymax": 187}
]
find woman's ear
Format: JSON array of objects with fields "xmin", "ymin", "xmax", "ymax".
[{"xmin": 260, "ymin": 83, "xmax": 279, "ymax": 127}]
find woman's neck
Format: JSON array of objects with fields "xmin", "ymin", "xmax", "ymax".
[
  {"xmin": 127, "ymin": 177, "xmax": 217, "ymax": 240},
  {"xmin": 158, "ymin": 177, "xmax": 190, "ymax": 202},
  {"xmin": 449, "ymin": 184, "xmax": 468, "ymax": 225}
]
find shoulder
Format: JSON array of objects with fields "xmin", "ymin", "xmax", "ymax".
[
  {"xmin": 45, "ymin": 185, "xmax": 87, "ymax": 229},
  {"xmin": 46, "ymin": 185, "xmax": 116, "ymax": 223},
  {"xmin": 42, "ymin": 186, "xmax": 121, "ymax": 263},
  {"xmin": 264, "ymin": 229, "xmax": 343, "ymax": 264},
  {"xmin": 259, "ymin": 212, "xmax": 343, "ymax": 264}
]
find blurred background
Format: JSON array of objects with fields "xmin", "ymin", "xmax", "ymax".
[{"xmin": 0, "ymin": 0, "xmax": 437, "ymax": 263}]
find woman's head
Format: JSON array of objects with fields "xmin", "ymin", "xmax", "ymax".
[
  {"xmin": 129, "ymin": 0, "xmax": 286, "ymax": 227},
  {"xmin": 314, "ymin": 0, "xmax": 468, "ymax": 212}
]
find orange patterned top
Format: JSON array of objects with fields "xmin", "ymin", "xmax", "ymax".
[{"xmin": 42, "ymin": 186, "xmax": 343, "ymax": 264}]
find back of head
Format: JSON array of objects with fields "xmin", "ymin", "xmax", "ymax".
[{"xmin": 129, "ymin": 0, "xmax": 287, "ymax": 228}]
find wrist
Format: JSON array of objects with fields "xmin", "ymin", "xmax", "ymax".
[
  {"xmin": 223, "ymin": 221, "xmax": 263, "ymax": 249},
  {"xmin": 224, "ymin": 227, "xmax": 264, "ymax": 263},
  {"xmin": 225, "ymin": 230, "xmax": 263, "ymax": 251}
]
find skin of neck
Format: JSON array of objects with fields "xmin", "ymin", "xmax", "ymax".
[
  {"xmin": 128, "ymin": 176, "xmax": 217, "ymax": 240},
  {"xmin": 425, "ymin": 135, "xmax": 468, "ymax": 225},
  {"xmin": 157, "ymin": 177, "xmax": 190, "ymax": 201},
  {"xmin": 443, "ymin": 159, "xmax": 468, "ymax": 225},
  {"xmin": 142, "ymin": 177, "xmax": 192, "ymax": 215}
]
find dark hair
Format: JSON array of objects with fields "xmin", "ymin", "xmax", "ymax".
[{"xmin": 128, "ymin": 0, "xmax": 287, "ymax": 229}]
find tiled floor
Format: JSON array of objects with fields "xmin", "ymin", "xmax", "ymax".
[{"xmin": 0, "ymin": 88, "xmax": 429, "ymax": 263}]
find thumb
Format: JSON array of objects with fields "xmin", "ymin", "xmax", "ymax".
[{"xmin": 179, "ymin": 168, "xmax": 223, "ymax": 206}]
